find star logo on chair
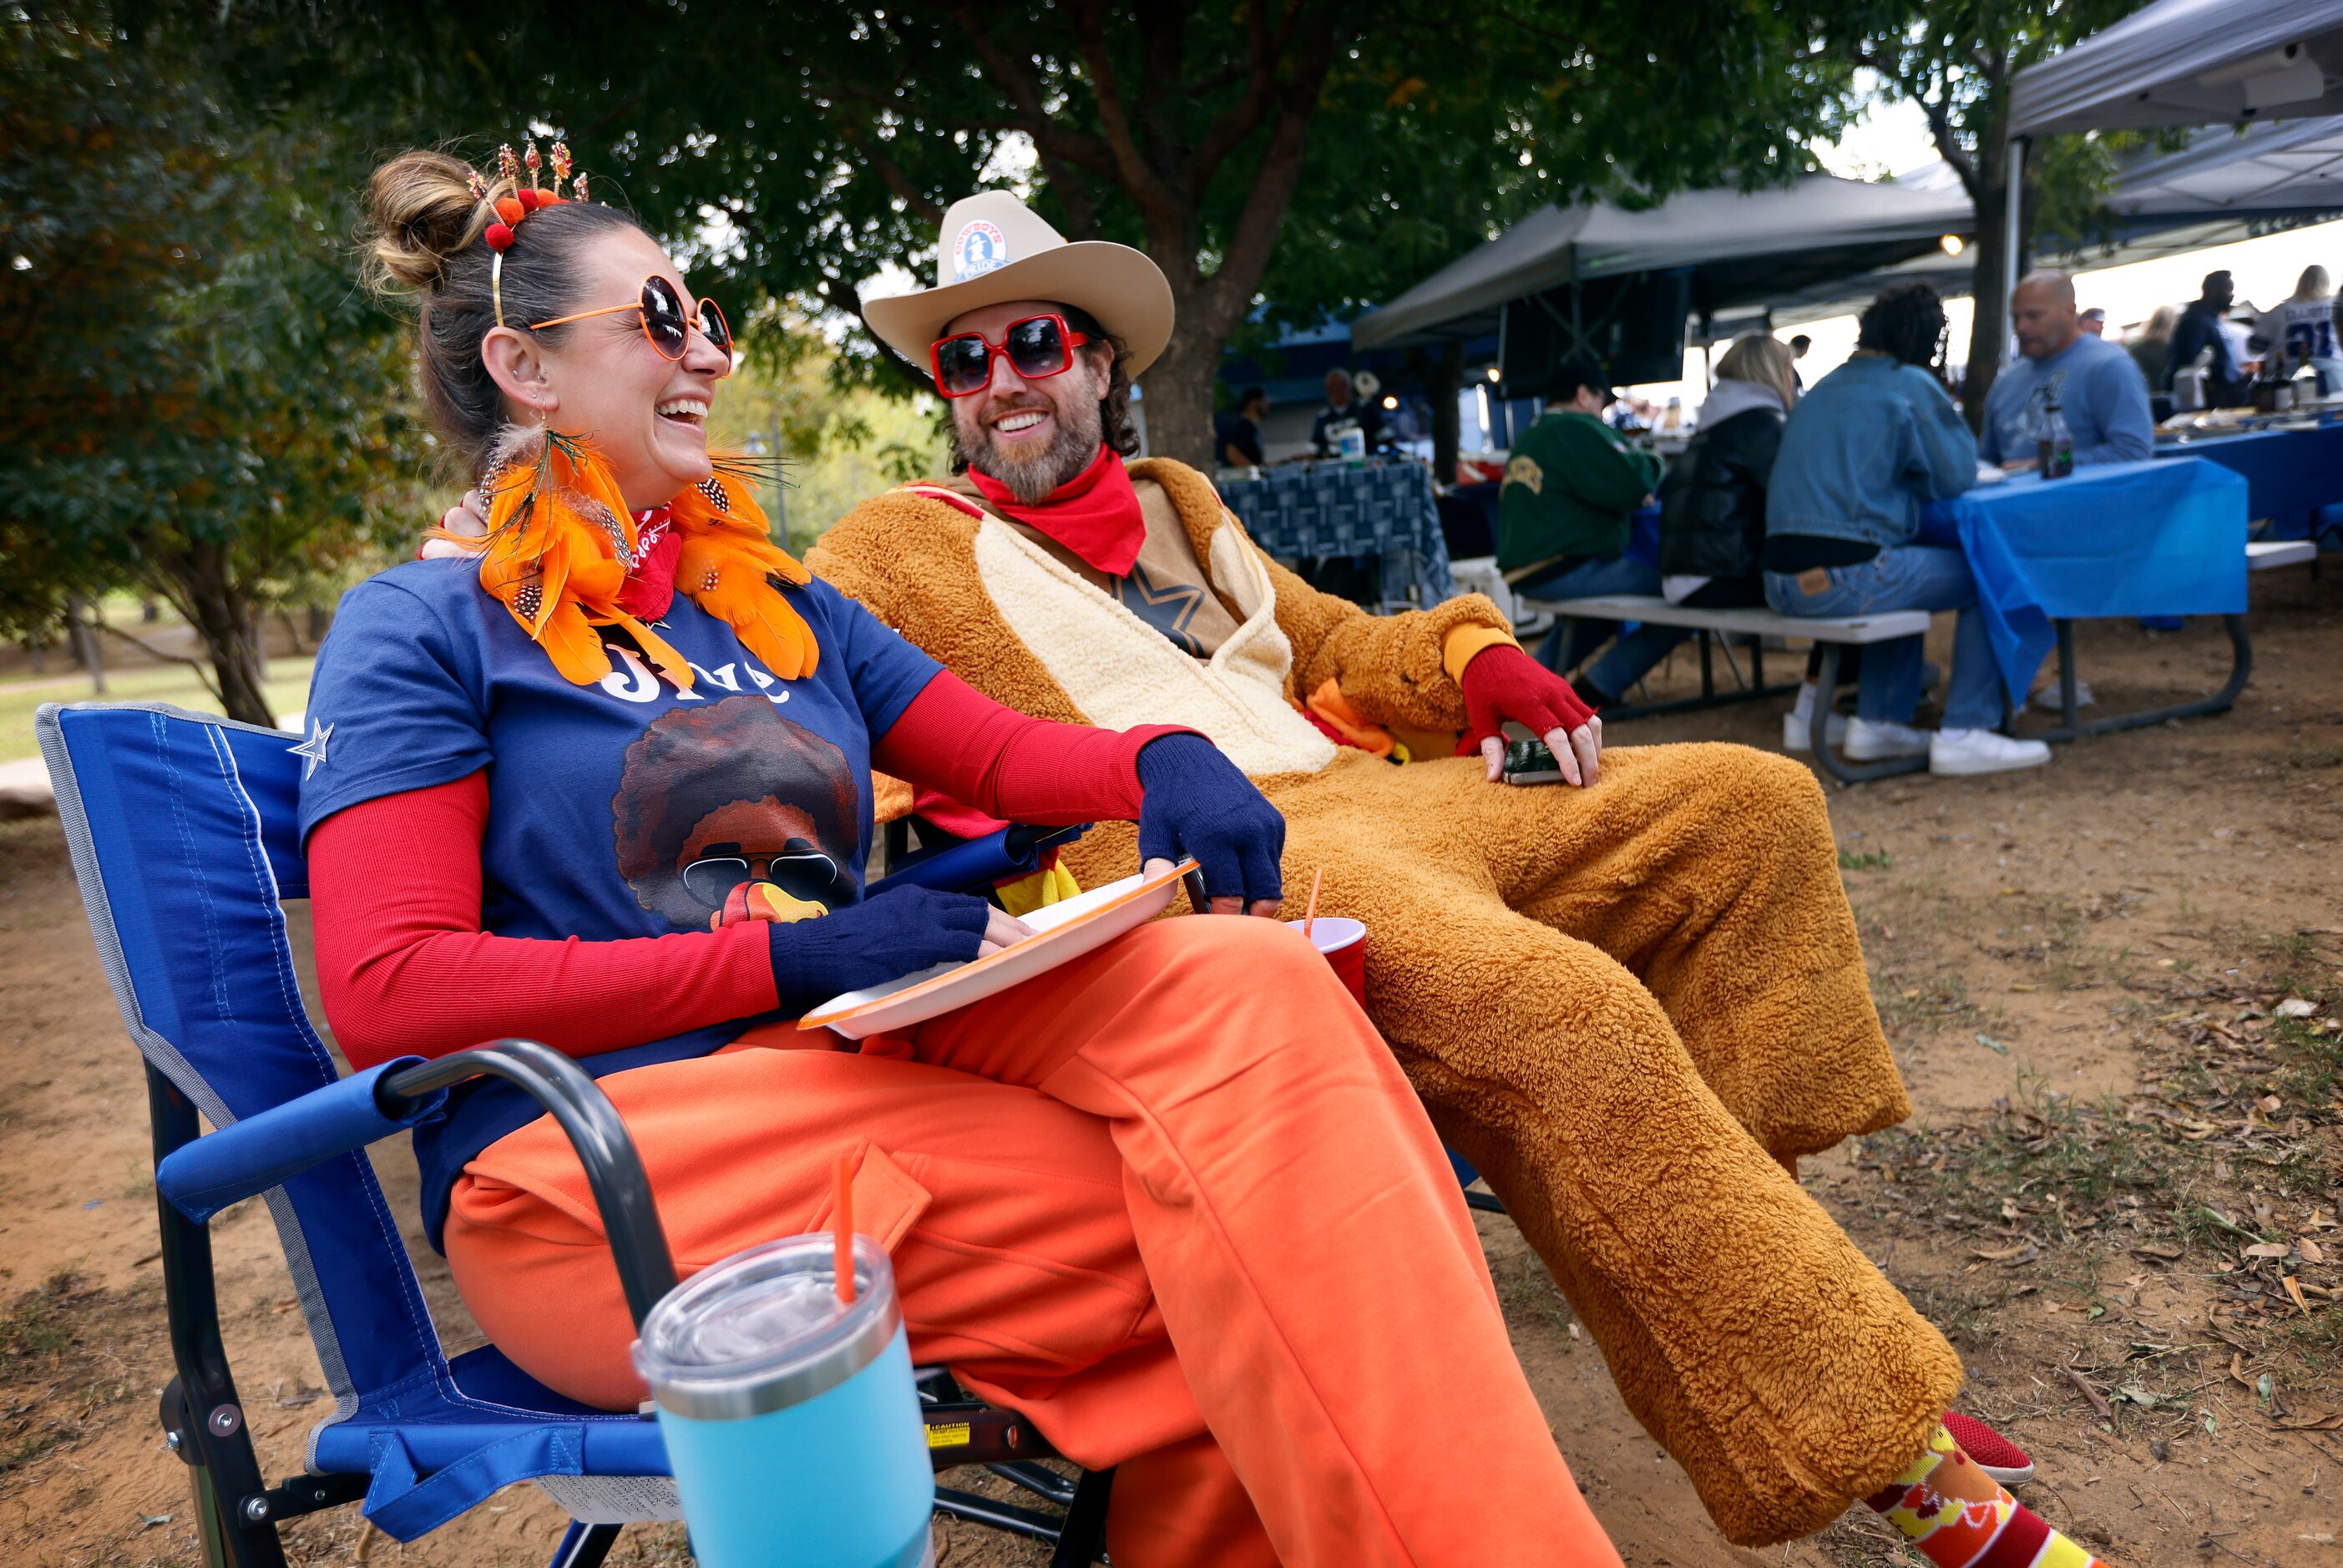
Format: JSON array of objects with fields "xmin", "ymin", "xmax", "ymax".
[{"xmin": 289, "ymin": 720, "xmax": 332, "ymax": 780}]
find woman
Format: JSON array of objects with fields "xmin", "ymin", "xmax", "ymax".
[
  {"xmin": 1763, "ymin": 285, "xmax": 2050, "ymax": 779},
  {"xmin": 313, "ymin": 147, "xmax": 1617, "ymax": 1566},
  {"xmin": 2127, "ymin": 303, "xmax": 2179, "ymax": 391},
  {"xmin": 1656, "ymin": 334, "xmax": 1853, "ymax": 751}
]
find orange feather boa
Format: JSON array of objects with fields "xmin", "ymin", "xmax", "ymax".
[{"xmin": 448, "ymin": 428, "xmax": 817, "ymax": 690}]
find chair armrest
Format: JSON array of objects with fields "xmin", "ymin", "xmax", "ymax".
[
  {"xmin": 379, "ymin": 1040, "xmax": 679, "ymax": 1328},
  {"xmin": 868, "ymin": 822, "xmax": 1091, "ymax": 898},
  {"xmin": 154, "ymin": 1057, "xmax": 448, "ymax": 1224},
  {"xmin": 155, "ymin": 1040, "xmax": 680, "ymax": 1330}
]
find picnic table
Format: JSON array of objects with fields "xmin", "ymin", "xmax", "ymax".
[
  {"xmin": 2153, "ymin": 421, "xmax": 2343, "ymax": 541},
  {"xmin": 1921, "ymin": 456, "xmax": 2249, "ymax": 735},
  {"xmin": 1217, "ymin": 459, "xmax": 1456, "ymax": 611}
]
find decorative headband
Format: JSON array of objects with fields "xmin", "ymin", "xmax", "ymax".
[{"xmin": 469, "ymin": 139, "xmax": 592, "ymax": 326}]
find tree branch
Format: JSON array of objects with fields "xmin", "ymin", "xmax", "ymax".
[
  {"xmin": 927, "ymin": 1, "xmax": 1120, "ymax": 179},
  {"xmin": 833, "ymin": 119, "xmax": 947, "ymax": 224},
  {"xmin": 1192, "ymin": 6, "xmax": 1341, "ymax": 336},
  {"xmin": 93, "ymin": 620, "xmax": 225, "ymax": 703},
  {"xmin": 1185, "ymin": 0, "xmax": 1287, "ymax": 190},
  {"xmin": 1065, "ymin": 0, "xmax": 1185, "ymax": 230}
]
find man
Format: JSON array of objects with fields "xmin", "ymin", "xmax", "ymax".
[
  {"xmin": 2168, "ymin": 269, "xmax": 2254, "ymax": 405},
  {"xmin": 2078, "ymin": 306, "xmax": 2107, "ymax": 337},
  {"xmin": 810, "ymin": 191, "xmax": 2074, "ymax": 1559},
  {"xmin": 1978, "ymin": 270, "xmax": 2153, "ymax": 470},
  {"xmin": 1495, "ymin": 357, "xmax": 1683, "ymax": 708},
  {"xmin": 1788, "ymin": 331, "xmax": 1811, "ymax": 389},
  {"xmin": 1213, "ymin": 384, "xmax": 1268, "ymax": 467},
  {"xmin": 1308, "ymin": 366, "xmax": 1379, "ymax": 455}
]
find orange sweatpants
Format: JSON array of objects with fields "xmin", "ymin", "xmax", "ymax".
[{"xmin": 443, "ymin": 916, "xmax": 1621, "ymax": 1568}]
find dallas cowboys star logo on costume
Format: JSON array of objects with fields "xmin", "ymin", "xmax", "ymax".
[{"xmin": 289, "ymin": 719, "xmax": 332, "ymax": 779}]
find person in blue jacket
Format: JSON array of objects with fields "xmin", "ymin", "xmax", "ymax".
[
  {"xmin": 1978, "ymin": 271, "xmax": 2153, "ymax": 470},
  {"xmin": 1763, "ymin": 284, "xmax": 2052, "ymax": 777}
]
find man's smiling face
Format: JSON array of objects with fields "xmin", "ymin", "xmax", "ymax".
[{"xmin": 944, "ymin": 297, "xmax": 1111, "ymax": 503}]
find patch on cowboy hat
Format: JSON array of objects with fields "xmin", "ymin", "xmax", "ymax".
[
  {"xmin": 953, "ymin": 217, "xmax": 1010, "ymax": 280},
  {"xmin": 862, "ymin": 190, "xmax": 1174, "ymax": 379}
]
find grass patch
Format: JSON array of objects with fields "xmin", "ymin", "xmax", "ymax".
[
  {"xmin": 0, "ymin": 1272, "xmax": 84, "ymax": 1368},
  {"xmin": 1839, "ymin": 847, "xmax": 1894, "ymax": 872}
]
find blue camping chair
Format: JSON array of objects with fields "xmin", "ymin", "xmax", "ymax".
[{"xmin": 33, "ymin": 700, "xmax": 1113, "ymax": 1568}]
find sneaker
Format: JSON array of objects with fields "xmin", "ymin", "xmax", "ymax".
[
  {"xmin": 1930, "ymin": 727, "xmax": 2052, "ymax": 776},
  {"xmin": 1781, "ymin": 708, "xmax": 1850, "ymax": 752},
  {"xmin": 1843, "ymin": 716, "xmax": 1931, "ymax": 761},
  {"xmin": 2027, "ymin": 680, "xmax": 2095, "ymax": 713},
  {"xmin": 1943, "ymin": 1410, "xmax": 2035, "ymax": 1486}
]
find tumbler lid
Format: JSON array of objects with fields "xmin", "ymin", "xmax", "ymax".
[{"xmin": 634, "ymin": 1232, "xmax": 901, "ymax": 1420}]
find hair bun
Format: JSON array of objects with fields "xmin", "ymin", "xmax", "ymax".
[{"xmin": 362, "ymin": 149, "xmax": 491, "ymax": 296}]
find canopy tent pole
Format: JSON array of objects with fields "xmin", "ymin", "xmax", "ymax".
[{"xmin": 2001, "ymin": 136, "xmax": 2029, "ymax": 366}]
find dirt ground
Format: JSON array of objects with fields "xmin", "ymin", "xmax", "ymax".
[{"xmin": 2, "ymin": 564, "xmax": 2338, "ymax": 1567}]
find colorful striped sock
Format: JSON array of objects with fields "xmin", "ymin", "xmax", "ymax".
[{"xmin": 1866, "ymin": 1424, "xmax": 2108, "ymax": 1568}]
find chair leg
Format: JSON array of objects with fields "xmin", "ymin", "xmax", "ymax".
[
  {"xmin": 549, "ymin": 1521, "xmax": 623, "ymax": 1568},
  {"xmin": 1048, "ymin": 1467, "xmax": 1116, "ymax": 1567}
]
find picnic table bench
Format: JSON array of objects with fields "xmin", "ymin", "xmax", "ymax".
[{"xmin": 1527, "ymin": 538, "xmax": 2315, "ymax": 784}]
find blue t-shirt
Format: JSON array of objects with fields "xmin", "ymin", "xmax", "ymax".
[{"xmin": 299, "ymin": 558, "xmax": 942, "ymax": 1247}]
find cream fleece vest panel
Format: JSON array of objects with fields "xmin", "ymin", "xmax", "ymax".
[{"xmin": 972, "ymin": 516, "xmax": 1339, "ymax": 777}]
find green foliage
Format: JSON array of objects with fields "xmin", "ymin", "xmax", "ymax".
[{"xmin": 1, "ymin": 4, "xmax": 433, "ymax": 721}]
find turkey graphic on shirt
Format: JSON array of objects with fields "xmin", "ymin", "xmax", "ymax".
[{"xmin": 610, "ymin": 695, "xmax": 862, "ymax": 931}]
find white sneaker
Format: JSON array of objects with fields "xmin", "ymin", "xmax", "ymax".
[
  {"xmin": 1843, "ymin": 716, "xmax": 1931, "ymax": 761},
  {"xmin": 2028, "ymin": 680, "xmax": 2095, "ymax": 713},
  {"xmin": 1781, "ymin": 708, "xmax": 1850, "ymax": 752},
  {"xmin": 1930, "ymin": 727, "xmax": 2052, "ymax": 776}
]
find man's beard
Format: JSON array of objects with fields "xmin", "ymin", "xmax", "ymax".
[{"xmin": 959, "ymin": 394, "xmax": 1104, "ymax": 504}]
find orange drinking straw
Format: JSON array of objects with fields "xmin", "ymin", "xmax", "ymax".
[
  {"xmin": 1303, "ymin": 867, "xmax": 1324, "ymax": 941},
  {"xmin": 832, "ymin": 1152, "xmax": 857, "ymax": 1306}
]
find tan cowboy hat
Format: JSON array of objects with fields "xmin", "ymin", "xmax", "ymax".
[{"xmin": 860, "ymin": 190, "xmax": 1175, "ymax": 379}]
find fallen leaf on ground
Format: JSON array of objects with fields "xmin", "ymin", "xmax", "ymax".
[
  {"xmin": 2277, "ymin": 998, "xmax": 2320, "ymax": 1018},
  {"xmin": 1972, "ymin": 1242, "xmax": 2034, "ymax": 1262},
  {"xmin": 2285, "ymin": 1276, "xmax": 2314, "ymax": 1318},
  {"xmin": 2303, "ymin": 1238, "xmax": 2327, "ymax": 1265},
  {"xmin": 2133, "ymin": 1242, "xmax": 2185, "ymax": 1261},
  {"xmin": 2275, "ymin": 1411, "xmax": 2343, "ymax": 1431},
  {"xmin": 2244, "ymin": 1242, "xmax": 2292, "ymax": 1258}
]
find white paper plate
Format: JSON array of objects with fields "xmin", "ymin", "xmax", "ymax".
[{"xmin": 799, "ymin": 860, "xmax": 1197, "ymax": 1040}]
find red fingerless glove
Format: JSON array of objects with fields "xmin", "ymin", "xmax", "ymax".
[{"xmin": 1454, "ymin": 644, "xmax": 1596, "ymax": 757}]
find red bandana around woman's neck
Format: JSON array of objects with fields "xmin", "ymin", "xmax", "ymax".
[
  {"xmin": 966, "ymin": 444, "xmax": 1145, "ymax": 576},
  {"xmin": 614, "ymin": 506, "xmax": 686, "ymax": 621}
]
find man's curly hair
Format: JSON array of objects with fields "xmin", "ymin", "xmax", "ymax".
[{"xmin": 1856, "ymin": 282, "xmax": 1950, "ymax": 370}]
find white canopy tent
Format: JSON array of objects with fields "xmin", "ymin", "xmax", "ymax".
[
  {"xmin": 2008, "ymin": 0, "xmax": 2343, "ymax": 138},
  {"xmin": 1349, "ymin": 174, "xmax": 1971, "ymax": 352},
  {"xmin": 2000, "ymin": 0, "xmax": 2343, "ymax": 357}
]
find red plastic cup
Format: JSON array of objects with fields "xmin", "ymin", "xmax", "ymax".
[{"xmin": 1291, "ymin": 916, "xmax": 1367, "ymax": 1007}]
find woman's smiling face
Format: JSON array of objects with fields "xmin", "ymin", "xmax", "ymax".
[{"xmin": 522, "ymin": 228, "xmax": 730, "ymax": 508}]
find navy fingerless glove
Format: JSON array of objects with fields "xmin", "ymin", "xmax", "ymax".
[
  {"xmin": 1135, "ymin": 734, "xmax": 1286, "ymax": 906},
  {"xmin": 768, "ymin": 883, "xmax": 991, "ymax": 1013}
]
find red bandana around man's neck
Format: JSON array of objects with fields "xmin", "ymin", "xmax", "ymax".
[{"xmin": 966, "ymin": 444, "xmax": 1146, "ymax": 577}]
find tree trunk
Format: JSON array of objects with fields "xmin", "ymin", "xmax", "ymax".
[
  {"xmin": 1961, "ymin": 174, "xmax": 2012, "ymax": 434},
  {"xmin": 158, "ymin": 543, "xmax": 274, "ymax": 728},
  {"xmin": 65, "ymin": 594, "xmax": 105, "ymax": 694},
  {"xmin": 1137, "ymin": 301, "xmax": 1223, "ymax": 468}
]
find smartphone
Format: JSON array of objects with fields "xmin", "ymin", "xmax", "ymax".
[{"xmin": 1501, "ymin": 737, "xmax": 1567, "ymax": 785}]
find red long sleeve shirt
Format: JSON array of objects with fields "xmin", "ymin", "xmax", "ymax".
[{"xmin": 309, "ymin": 669, "xmax": 1181, "ymax": 1070}]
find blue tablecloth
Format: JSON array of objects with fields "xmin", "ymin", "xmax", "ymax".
[
  {"xmin": 1920, "ymin": 458, "xmax": 2248, "ymax": 701},
  {"xmin": 1217, "ymin": 461, "xmax": 1456, "ymax": 609},
  {"xmin": 2153, "ymin": 422, "xmax": 2343, "ymax": 539}
]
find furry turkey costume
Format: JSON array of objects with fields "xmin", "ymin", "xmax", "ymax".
[{"xmin": 807, "ymin": 455, "xmax": 1965, "ymax": 1546}]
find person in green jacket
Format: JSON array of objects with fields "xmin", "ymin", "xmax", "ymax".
[{"xmin": 1497, "ymin": 358, "xmax": 1683, "ymax": 708}]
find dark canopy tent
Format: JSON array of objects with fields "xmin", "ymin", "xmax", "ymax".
[{"xmin": 1349, "ymin": 174, "xmax": 1973, "ymax": 388}]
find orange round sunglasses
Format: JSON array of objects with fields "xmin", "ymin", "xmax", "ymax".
[{"xmin": 532, "ymin": 274, "xmax": 732, "ymax": 373}]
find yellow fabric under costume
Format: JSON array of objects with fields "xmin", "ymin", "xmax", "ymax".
[{"xmin": 808, "ymin": 458, "xmax": 1962, "ymax": 1545}]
